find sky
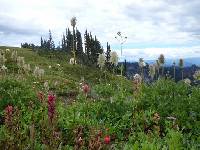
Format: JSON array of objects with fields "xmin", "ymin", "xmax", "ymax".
[{"xmin": 0, "ymin": 0, "xmax": 200, "ymax": 61}]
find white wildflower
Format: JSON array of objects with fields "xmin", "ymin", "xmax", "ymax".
[
  {"xmin": 1, "ymin": 65, "xmax": 7, "ymax": 72},
  {"xmin": 11, "ymin": 50, "xmax": 18, "ymax": 61},
  {"xmin": 149, "ymin": 64, "xmax": 156, "ymax": 79},
  {"xmin": 138, "ymin": 58, "xmax": 146, "ymax": 68},
  {"xmin": 71, "ymin": 17, "xmax": 77, "ymax": 27},
  {"xmin": 5, "ymin": 49, "xmax": 10, "ymax": 53},
  {"xmin": 54, "ymin": 81, "xmax": 58, "ymax": 87},
  {"xmin": 49, "ymin": 65, "xmax": 52, "ymax": 69},
  {"xmin": 33, "ymin": 66, "xmax": 44, "ymax": 78},
  {"xmin": 184, "ymin": 78, "xmax": 191, "ymax": 86},
  {"xmin": 17, "ymin": 56, "xmax": 25, "ymax": 67},
  {"xmin": 193, "ymin": 70, "xmax": 200, "ymax": 80},
  {"xmin": 44, "ymin": 81, "xmax": 49, "ymax": 92},
  {"xmin": 57, "ymin": 64, "xmax": 61, "ymax": 67},
  {"xmin": 23, "ymin": 64, "xmax": 31, "ymax": 73},
  {"xmin": 0, "ymin": 54, "xmax": 7, "ymax": 65},
  {"xmin": 110, "ymin": 51, "xmax": 118, "ymax": 66},
  {"xmin": 133, "ymin": 74, "xmax": 142, "ymax": 83},
  {"xmin": 69, "ymin": 58, "xmax": 77, "ymax": 64},
  {"xmin": 97, "ymin": 53, "xmax": 106, "ymax": 69}
]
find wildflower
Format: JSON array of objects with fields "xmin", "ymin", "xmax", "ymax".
[
  {"xmin": 54, "ymin": 81, "xmax": 58, "ymax": 87},
  {"xmin": 133, "ymin": 74, "xmax": 142, "ymax": 83},
  {"xmin": 17, "ymin": 56, "xmax": 25, "ymax": 67},
  {"xmin": 1, "ymin": 65, "xmax": 7, "ymax": 72},
  {"xmin": 133, "ymin": 74, "xmax": 142, "ymax": 97},
  {"xmin": 179, "ymin": 58, "xmax": 184, "ymax": 68},
  {"xmin": 155, "ymin": 60, "xmax": 160, "ymax": 70},
  {"xmin": 44, "ymin": 81, "xmax": 49, "ymax": 92},
  {"xmin": 48, "ymin": 65, "xmax": 52, "ymax": 69},
  {"xmin": 69, "ymin": 58, "xmax": 77, "ymax": 64},
  {"xmin": 48, "ymin": 93, "xmax": 56, "ymax": 123},
  {"xmin": 5, "ymin": 105, "xmax": 13, "ymax": 125},
  {"xmin": 82, "ymin": 83, "xmax": 90, "ymax": 95},
  {"xmin": 57, "ymin": 64, "xmax": 61, "ymax": 67},
  {"xmin": 33, "ymin": 66, "xmax": 45, "ymax": 78},
  {"xmin": 138, "ymin": 58, "xmax": 146, "ymax": 68},
  {"xmin": 184, "ymin": 78, "xmax": 191, "ymax": 86},
  {"xmin": 158, "ymin": 54, "xmax": 165, "ymax": 65},
  {"xmin": 110, "ymin": 51, "xmax": 118, "ymax": 66},
  {"xmin": 0, "ymin": 54, "xmax": 7, "ymax": 64},
  {"xmin": 149, "ymin": 64, "xmax": 156, "ymax": 79},
  {"xmin": 71, "ymin": 17, "xmax": 77, "ymax": 27},
  {"xmin": 193, "ymin": 70, "xmax": 200, "ymax": 80},
  {"xmin": 104, "ymin": 135, "xmax": 110, "ymax": 144},
  {"xmin": 97, "ymin": 53, "xmax": 106, "ymax": 69},
  {"xmin": 5, "ymin": 49, "xmax": 10, "ymax": 52},
  {"xmin": 23, "ymin": 64, "xmax": 31, "ymax": 73},
  {"xmin": 11, "ymin": 50, "xmax": 18, "ymax": 61}
]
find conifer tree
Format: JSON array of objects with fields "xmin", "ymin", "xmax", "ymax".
[{"xmin": 76, "ymin": 29, "xmax": 84, "ymax": 63}]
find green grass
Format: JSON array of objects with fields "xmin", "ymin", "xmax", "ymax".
[{"xmin": 0, "ymin": 46, "xmax": 199, "ymax": 149}]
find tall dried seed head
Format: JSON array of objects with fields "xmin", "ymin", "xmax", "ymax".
[
  {"xmin": 71, "ymin": 17, "xmax": 77, "ymax": 27},
  {"xmin": 158, "ymin": 54, "xmax": 165, "ymax": 65},
  {"xmin": 179, "ymin": 58, "xmax": 184, "ymax": 68}
]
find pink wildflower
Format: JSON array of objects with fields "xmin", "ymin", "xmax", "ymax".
[
  {"xmin": 5, "ymin": 105, "xmax": 13, "ymax": 125},
  {"xmin": 48, "ymin": 93, "xmax": 56, "ymax": 123}
]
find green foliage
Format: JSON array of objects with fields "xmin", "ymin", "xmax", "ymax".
[
  {"xmin": 0, "ymin": 78, "xmax": 36, "ymax": 112},
  {"xmin": 0, "ymin": 46, "xmax": 199, "ymax": 149}
]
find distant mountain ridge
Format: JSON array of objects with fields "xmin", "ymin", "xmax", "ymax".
[{"xmin": 124, "ymin": 57, "xmax": 200, "ymax": 67}]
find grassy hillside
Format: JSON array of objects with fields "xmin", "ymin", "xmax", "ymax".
[{"xmin": 0, "ymin": 46, "xmax": 200, "ymax": 149}]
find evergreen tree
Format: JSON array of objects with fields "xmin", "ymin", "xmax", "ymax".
[
  {"xmin": 105, "ymin": 42, "xmax": 111, "ymax": 70},
  {"xmin": 76, "ymin": 29, "xmax": 84, "ymax": 63},
  {"xmin": 84, "ymin": 30, "xmax": 91, "ymax": 64},
  {"xmin": 66, "ymin": 28, "xmax": 73, "ymax": 53},
  {"xmin": 41, "ymin": 37, "xmax": 43, "ymax": 48}
]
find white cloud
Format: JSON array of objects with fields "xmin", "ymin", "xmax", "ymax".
[{"xmin": 0, "ymin": 0, "xmax": 200, "ymax": 59}]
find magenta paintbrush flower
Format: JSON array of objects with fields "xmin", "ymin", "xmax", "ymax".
[
  {"xmin": 48, "ymin": 93, "xmax": 56, "ymax": 123},
  {"xmin": 5, "ymin": 105, "xmax": 13, "ymax": 125}
]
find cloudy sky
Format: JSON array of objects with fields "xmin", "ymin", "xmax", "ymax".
[{"xmin": 0, "ymin": 0, "xmax": 200, "ymax": 61}]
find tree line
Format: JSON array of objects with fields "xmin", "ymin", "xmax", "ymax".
[{"xmin": 21, "ymin": 28, "xmax": 113, "ymax": 68}]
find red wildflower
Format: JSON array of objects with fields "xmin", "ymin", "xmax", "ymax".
[
  {"xmin": 48, "ymin": 93, "xmax": 56, "ymax": 123},
  {"xmin": 82, "ymin": 84, "xmax": 90, "ymax": 95},
  {"xmin": 37, "ymin": 91, "xmax": 44, "ymax": 102},
  {"xmin": 104, "ymin": 135, "xmax": 110, "ymax": 144},
  {"xmin": 5, "ymin": 105, "xmax": 13, "ymax": 125}
]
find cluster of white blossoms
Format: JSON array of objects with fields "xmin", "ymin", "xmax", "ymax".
[
  {"xmin": 69, "ymin": 58, "xmax": 77, "ymax": 65},
  {"xmin": 0, "ymin": 64, "xmax": 7, "ymax": 73},
  {"xmin": 0, "ymin": 49, "xmax": 8, "ymax": 74},
  {"xmin": 193, "ymin": 70, "xmax": 200, "ymax": 80},
  {"xmin": 44, "ymin": 81, "xmax": 49, "ymax": 92},
  {"xmin": 0, "ymin": 51, "xmax": 7, "ymax": 65},
  {"xmin": 17, "ymin": 56, "xmax": 25, "ymax": 68},
  {"xmin": 184, "ymin": 78, "xmax": 191, "ymax": 86},
  {"xmin": 33, "ymin": 66, "xmax": 45, "ymax": 78},
  {"xmin": 138, "ymin": 58, "xmax": 146, "ymax": 68},
  {"xmin": 5, "ymin": 49, "xmax": 10, "ymax": 52},
  {"xmin": 133, "ymin": 74, "xmax": 142, "ymax": 83},
  {"xmin": 11, "ymin": 50, "xmax": 18, "ymax": 61},
  {"xmin": 110, "ymin": 51, "xmax": 118, "ymax": 66},
  {"xmin": 23, "ymin": 64, "xmax": 31, "ymax": 73},
  {"xmin": 149, "ymin": 64, "xmax": 156, "ymax": 79},
  {"xmin": 97, "ymin": 53, "xmax": 106, "ymax": 69}
]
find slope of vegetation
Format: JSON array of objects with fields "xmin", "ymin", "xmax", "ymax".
[{"xmin": 0, "ymin": 46, "xmax": 199, "ymax": 149}]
